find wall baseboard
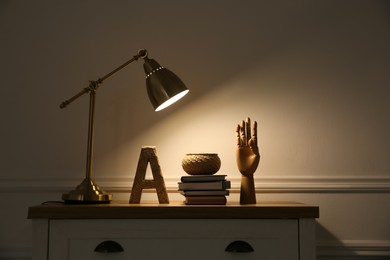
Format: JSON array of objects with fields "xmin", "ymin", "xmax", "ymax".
[
  {"xmin": 0, "ymin": 247, "xmax": 30, "ymax": 260},
  {"xmin": 1, "ymin": 176, "xmax": 389, "ymax": 193},
  {"xmin": 317, "ymin": 240, "xmax": 390, "ymax": 257},
  {"xmin": 2, "ymin": 240, "xmax": 389, "ymax": 259}
]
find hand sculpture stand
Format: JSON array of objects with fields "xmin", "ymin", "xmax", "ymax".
[{"xmin": 236, "ymin": 118, "xmax": 260, "ymax": 204}]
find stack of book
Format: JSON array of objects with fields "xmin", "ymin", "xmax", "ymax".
[{"xmin": 178, "ymin": 175, "xmax": 230, "ymax": 205}]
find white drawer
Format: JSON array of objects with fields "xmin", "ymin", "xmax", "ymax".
[{"xmin": 49, "ymin": 219, "xmax": 299, "ymax": 260}]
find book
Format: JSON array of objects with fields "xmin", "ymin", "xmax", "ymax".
[
  {"xmin": 184, "ymin": 196, "xmax": 227, "ymax": 205},
  {"xmin": 178, "ymin": 180, "xmax": 231, "ymax": 191},
  {"xmin": 180, "ymin": 175, "xmax": 227, "ymax": 183},
  {"xmin": 180, "ymin": 190, "xmax": 230, "ymax": 196}
]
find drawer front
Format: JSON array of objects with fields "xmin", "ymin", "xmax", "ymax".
[
  {"xmin": 70, "ymin": 238, "xmax": 286, "ymax": 260},
  {"xmin": 49, "ymin": 219, "xmax": 299, "ymax": 260}
]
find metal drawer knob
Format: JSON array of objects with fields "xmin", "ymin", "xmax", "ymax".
[
  {"xmin": 94, "ymin": 240, "xmax": 124, "ymax": 253},
  {"xmin": 225, "ymin": 240, "xmax": 254, "ymax": 253}
]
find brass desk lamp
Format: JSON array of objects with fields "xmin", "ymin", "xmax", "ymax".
[{"xmin": 60, "ymin": 49, "xmax": 189, "ymax": 203}]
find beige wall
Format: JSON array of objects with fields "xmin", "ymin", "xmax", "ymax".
[{"xmin": 1, "ymin": 0, "xmax": 389, "ymax": 259}]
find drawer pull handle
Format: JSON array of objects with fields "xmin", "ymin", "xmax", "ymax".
[
  {"xmin": 94, "ymin": 240, "xmax": 124, "ymax": 253},
  {"xmin": 225, "ymin": 240, "xmax": 254, "ymax": 253}
]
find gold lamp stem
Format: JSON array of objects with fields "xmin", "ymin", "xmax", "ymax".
[
  {"xmin": 86, "ymin": 86, "xmax": 96, "ymax": 180},
  {"xmin": 62, "ymin": 81, "xmax": 112, "ymax": 203}
]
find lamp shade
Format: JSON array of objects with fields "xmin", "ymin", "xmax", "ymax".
[{"xmin": 143, "ymin": 57, "xmax": 189, "ymax": 111}]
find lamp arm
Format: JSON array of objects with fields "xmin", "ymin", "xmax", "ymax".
[{"xmin": 59, "ymin": 49, "xmax": 148, "ymax": 109}]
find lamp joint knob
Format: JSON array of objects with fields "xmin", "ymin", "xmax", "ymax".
[{"xmin": 137, "ymin": 49, "xmax": 148, "ymax": 59}]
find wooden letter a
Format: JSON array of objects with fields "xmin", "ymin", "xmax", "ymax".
[{"xmin": 129, "ymin": 146, "xmax": 169, "ymax": 204}]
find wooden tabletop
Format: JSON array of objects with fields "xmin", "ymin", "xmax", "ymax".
[{"xmin": 28, "ymin": 201, "xmax": 319, "ymax": 219}]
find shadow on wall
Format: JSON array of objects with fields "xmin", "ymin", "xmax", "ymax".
[
  {"xmin": 316, "ymin": 223, "xmax": 356, "ymax": 259},
  {"xmin": 316, "ymin": 223, "xmax": 390, "ymax": 260}
]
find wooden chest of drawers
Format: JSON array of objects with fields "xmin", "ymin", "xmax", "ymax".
[{"xmin": 28, "ymin": 202, "xmax": 319, "ymax": 260}]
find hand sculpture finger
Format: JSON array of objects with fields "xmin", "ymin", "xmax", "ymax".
[
  {"xmin": 253, "ymin": 120, "xmax": 257, "ymax": 146},
  {"xmin": 236, "ymin": 124, "xmax": 241, "ymax": 146},
  {"xmin": 249, "ymin": 120, "xmax": 258, "ymax": 148},
  {"xmin": 240, "ymin": 120, "xmax": 247, "ymax": 146},
  {"xmin": 246, "ymin": 117, "xmax": 251, "ymax": 144}
]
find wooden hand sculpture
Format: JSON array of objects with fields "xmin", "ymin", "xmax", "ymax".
[{"xmin": 236, "ymin": 117, "xmax": 260, "ymax": 204}]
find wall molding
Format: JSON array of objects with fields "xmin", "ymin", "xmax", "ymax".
[{"xmin": 1, "ymin": 176, "xmax": 390, "ymax": 193}]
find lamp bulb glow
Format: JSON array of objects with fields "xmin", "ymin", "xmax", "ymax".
[{"xmin": 155, "ymin": 90, "xmax": 189, "ymax": 112}]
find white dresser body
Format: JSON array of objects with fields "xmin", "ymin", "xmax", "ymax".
[{"xmin": 29, "ymin": 202, "xmax": 318, "ymax": 260}]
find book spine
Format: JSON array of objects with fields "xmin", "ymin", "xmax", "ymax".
[
  {"xmin": 178, "ymin": 181, "xmax": 231, "ymax": 191},
  {"xmin": 185, "ymin": 196, "xmax": 227, "ymax": 205},
  {"xmin": 180, "ymin": 175, "xmax": 227, "ymax": 182}
]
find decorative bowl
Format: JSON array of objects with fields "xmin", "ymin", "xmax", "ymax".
[{"xmin": 182, "ymin": 153, "xmax": 221, "ymax": 175}]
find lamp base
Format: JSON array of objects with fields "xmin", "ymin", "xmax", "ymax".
[{"xmin": 62, "ymin": 178, "xmax": 112, "ymax": 204}]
